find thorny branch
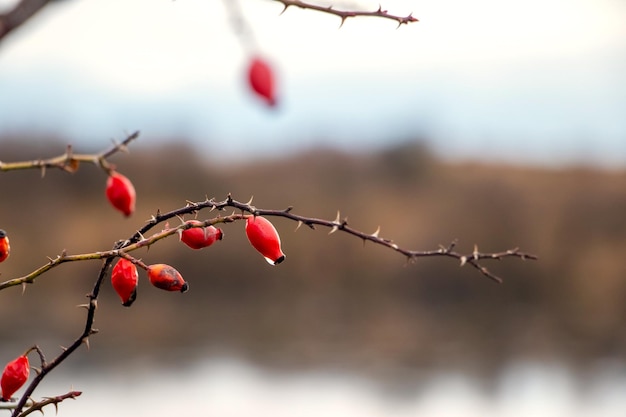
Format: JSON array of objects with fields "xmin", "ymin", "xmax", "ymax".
[
  {"xmin": 271, "ymin": 0, "xmax": 418, "ymax": 27},
  {"xmin": 0, "ymin": 0, "xmax": 418, "ymax": 48},
  {"xmin": 16, "ymin": 391, "xmax": 82, "ymax": 417},
  {"xmin": 0, "ymin": 195, "xmax": 536, "ymax": 292},
  {"xmin": 9, "ymin": 250, "xmax": 116, "ymax": 417},
  {"xmin": 0, "ymin": 131, "xmax": 139, "ymax": 176}
]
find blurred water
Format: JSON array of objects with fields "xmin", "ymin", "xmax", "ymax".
[{"xmin": 18, "ymin": 357, "xmax": 626, "ymax": 417}]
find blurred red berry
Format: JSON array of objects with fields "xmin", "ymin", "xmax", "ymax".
[
  {"xmin": 147, "ymin": 264, "xmax": 188, "ymax": 293},
  {"xmin": 1, "ymin": 355, "xmax": 29, "ymax": 401},
  {"xmin": 105, "ymin": 171, "xmax": 136, "ymax": 217},
  {"xmin": 0, "ymin": 230, "xmax": 9, "ymax": 263},
  {"xmin": 248, "ymin": 56, "xmax": 276, "ymax": 107},
  {"xmin": 111, "ymin": 258, "xmax": 138, "ymax": 307},
  {"xmin": 245, "ymin": 216, "xmax": 285, "ymax": 265},
  {"xmin": 180, "ymin": 220, "xmax": 223, "ymax": 250}
]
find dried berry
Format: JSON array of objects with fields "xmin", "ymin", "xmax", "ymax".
[{"xmin": 147, "ymin": 264, "xmax": 188, "ymax": 293}]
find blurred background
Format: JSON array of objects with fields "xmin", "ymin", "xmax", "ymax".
[{"xmin": 1, "ymin": 0, "xmax": 625, "ymax": 416}]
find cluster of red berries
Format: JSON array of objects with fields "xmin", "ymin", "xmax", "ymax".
[
  {"xmin": 110, "ymin": 215, "xmax": 285, "ymax": 307},
  {"xmin": 102, "ymin": 168, "xmax": 286, "ymax": 305}
]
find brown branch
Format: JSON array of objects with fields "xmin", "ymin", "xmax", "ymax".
[
  {"xmin": 0, "ymin": 0, "xmax": 52, "ymax": 42},
  {"xmin": 11, "ymin": 249, "xmax": 117, "ymax": 417},
  {"xmin": 0, "ymin": 131, "xmax": 139, "ymax": 176},
  {"xmin": 271, "ymin": 0, "xmax": 418, "ymax": 27},
  {"xmin": 134, "ymin": 194, "xmax": 536, "ymax": 283},
  {"xmin": 16, "ymin": 390, "xmax": 82, "ymax": 417},
  {"xmin": 0, "ymin": 194, "xmax": 536, "ymax": 292}
]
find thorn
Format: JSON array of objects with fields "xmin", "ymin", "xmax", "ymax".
[
  {"xmin": 245, "ymin": 195, "xmax": 254, "ymax": 206},
  {"xmin": 473, "ymin": 244, "xmax": 479, "ymax": 259},
  {"xmin": 76, "ymin": 303, "xmax": 89, "ymax": 310},
  {"xmin": 60, "ymin": 346, "xmax": 67, "ymax": 352},
  {"xmin": 295, "ymin": 221, "xmax": 303, "ymax": 232},
  {"xmin": 333, "ymin": 211, "xmax": 341, "ymax": 224},
  {"xmin": 391, "ymin": 243, "xmax": 399, "ymax": 250},
  {"xmin": 329, "ymin": 225, "xmax": 338, "ymax": 235},
  {"xmin": 460, "ymin": 256, "xmax": 467, "ymax": 266},
  {"xmin": 371, "ymin": 226, "xmax": 381, "ymax": 238},
  {"xmin": 83, "ymin": 338, "xmax": 90, "ymax": 350},
  {"xmin": 22, "ymin": 282, "xmax": 27, "ymax": 295},
  {"xmin": 32, "ymin": 367, "xmax": 41, "ymax": 375}
]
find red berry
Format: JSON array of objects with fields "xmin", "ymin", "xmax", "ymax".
[
  {"xmin": 180, "ymin": 220, "xmax": 223, "ymax": 250},
  {"xmin": 1, "ymin": 355, "xmax": 29, "ymax": 401},
  {"xmin": 248, "ymin": 56, "xmax": 276, "ymax": 107},
  {"xmin": 111, "ymin": 258, "xmax": 138, "ymax": 307},
  {"xmin": 147, "ymin": 264, "xmax": 188, "ymax": 293},
  {"xmin": 105, "ymin": 171, "xmax": 136, "ymax": 217},
  {"xmin": 245, "ymin": 216, "xmax": 285, "ymax": 265},
  {"xmin": 0, "ymin": 230, "xmax": 9, "ymax": 263}
]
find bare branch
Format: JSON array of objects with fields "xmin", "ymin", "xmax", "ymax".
[
  {"xmin": 16, "ymin": 390, "xmax": 82, "ymax": 417},
  {"xmin": 0, "ymin": 131, "xmax": 140, "ymax": 174},
  {"xmin": 271, "ymin": 0, "xmax": 418, "ymax": 26},
  {"xmin": 0, "ymin": 0, "xmax": 51, "ymax": 42}
]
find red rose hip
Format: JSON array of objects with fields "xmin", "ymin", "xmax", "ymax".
[
  {"xmin": 1, "ymin": 355, "xmax": 29, "ymax": 401},
  {"xmin": 111, "ymin": 258, "xmax": 138, "ymax": 307},
  {"xmin": 106, "ymin": 171, "xmax": 136, "ymax": 217},
  {"xmin": 180, "ymin": 220, "xmax": 223, "ymax": 250},
  {"xmin": 248, "ymin": 56, "xmax": 277, "ymax": 107},
  {"xmin": 147, "ymin": 264, "xmax": 188, "ymax": 293},
  {"xmin": 0, "ymin": 230, "xmax": 9, "ymax": 263},
  {"xmin": 245, "ymin": 215, "xmax": 285, "ymax": 265}
]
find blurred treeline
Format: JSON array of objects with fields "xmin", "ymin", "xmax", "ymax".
[{"xmin": 1, "ymin": 136, "xmax": 625, "ymax": 378}]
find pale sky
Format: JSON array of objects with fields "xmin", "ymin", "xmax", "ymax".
[{"xmin": 0, "ymin": 0, "xmax": 624, "ymax": 166}]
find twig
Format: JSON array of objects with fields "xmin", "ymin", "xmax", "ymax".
[
  {"xmin": 271, "ymin": 0, "xmax": 418, "ymax": 27},
  {"xmin": 17, "ymin": 390, "xmax": 82, "ymax": 417},
  {"xmin": 0, "ymin": 0, "xmax": 51, "ymax": 42},
  {"xmin": 0, "ymin": 131, "xmax": 139, "ymax": 176}
]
